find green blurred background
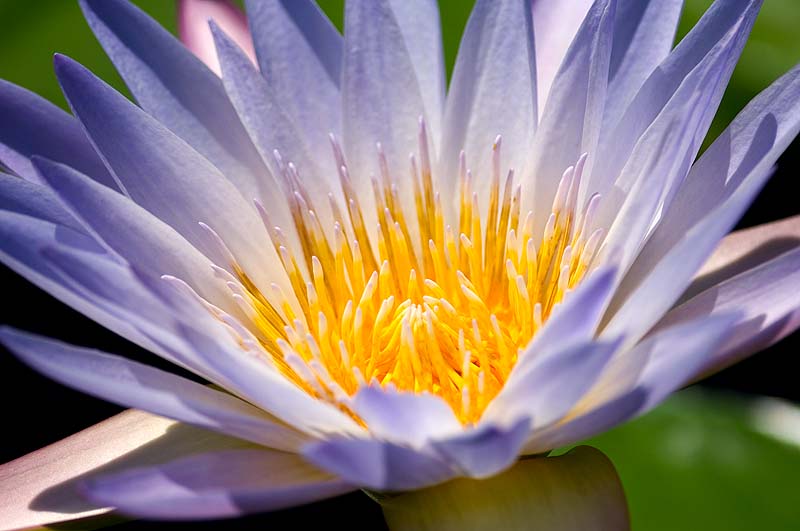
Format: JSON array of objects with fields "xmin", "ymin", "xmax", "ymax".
[{"xmin": 1, "ymin": 1, "xmax": 798, "ymax": 530}]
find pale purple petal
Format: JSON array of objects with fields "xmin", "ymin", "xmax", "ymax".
[
  {"xmin": 603, "ymin": 0, "xmax": 683, "ymax": 129},
  {"xmin": 33, "ymin": 157, "xmax": 235, "ymax": 314},
  {"xmin": 0, "ymin": 172, "xmax": 81, "ymax": 231},
  {"xmin": 523, "ymin": 314, "xmax": 738, "ymax": 453},
  {"xmin": 688, "ymin": 215, "xmax": 800, "ymax": 299},
  {"xmin": 81, "ymin": 0, "xmax": 268, "ymax": 207},
  {"xmin": 657, "ymin": 246, "xmax": 800, "ymax": 378},
  {"xmin": 0, "ymin": 410, "xmax": 251, "ymax": 531},
  {"xmin": 177, "ymin": 0, "xmax": 256, "ymax": 75},
  {"xmin": 524, "ymin": 0, "xmax": 615, "ymax": 233},
  {"xmin": 342, "ymin": 0, "xmax": 433, "ymax": 234},
  {"xmin": 80, "ymin": 449, "xmax": 350, "ymax": 520},
  {"xmin": 0, "ymin": 211, "xmax": 160, "ymax": 353},
  {"xmin": 429, "ymin": 417, "xmax": 530, "ymax": 479},
  {"xmin": 440, "ymin": 0, "xmax": 537, "ymax": 212},
  {"xmin": 531, "ymin": 0, "xmax": 593, "ymax": 114},
  {"xmin": 53, "ymin": 54, "xmax": 283, "ymax": 297},
  {"xmin": 0, "ymin": 329, "xmax": 307, "ymax": 451},
  {"xmin": 0, "ymin": 79, "xmax": 114, "ymax": 189},
  {"xmin": 210, "ymin": 23, "xmax": 334, "ymax": 231},
  {"xmin": 244, "ymin": 0, "xmax": 342, "ymax": 156},
  {"xmin": 351, "ymin": 387, "xmax": 461, "ymax": 447},
  {"xmin": 387, "ymin": 0, "xmax": 446, "ymax": 145},
  {"xmin": 304, "ymin": 437, "xmax": 455, "ymax": 491},
  {"xmin": 484, "ymin": 339, "xmax": 620, "ymax": 428},
  {"xmin": 587, "ymin": 0, "xmax": 760, "ymax": 203}
]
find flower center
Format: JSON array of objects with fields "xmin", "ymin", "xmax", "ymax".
[{"xmin": 215, "ymin": 123, "xmax": 603, "ymax": 425}]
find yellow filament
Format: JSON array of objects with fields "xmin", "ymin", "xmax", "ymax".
[{"xmin": 235, "ymin": 135, "xmax": 600, "ymax": 425}]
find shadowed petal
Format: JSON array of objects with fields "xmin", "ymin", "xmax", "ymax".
[
  {"xmin": 658, "ymin": 247, "xmax": 800, "ymax": 379},
  {"xmin": 0, "ymin": 328, "xmax": 308, "ymax": 451},
  {"xmin": 79, "ymin": 449, "xmax": 352, "ymax": 520},
  {"xmin": 688, "ymin": 215, "xmax": 800, "ymax": 299},
  {"xmin": 178, "ymin": 0, "xmax": 255, "ymax": 74},
  {"xmin": 0, "ymin": 410, "xmax": 252, "ymax": 531},
  {"xmin": 381, "ymin": 446, "xmax": 629, "ymax": 531},
  {"xmin": 304, "ymin": 437, "xmax": 455, "ymax": 491},
  {"xmin": 82, "ymin": 0, "xmax": 268, "ymax": 206},
  {"xmin": 53, "ymin": 54, "xmax": 286, "ymax": 298},
  {"xmin": 0, "ymin": 172, "xmax": 81, "ymax": 231},
  {"xmin": 0, "ymin": 79, "xmax": 114, "ymax": 189}
]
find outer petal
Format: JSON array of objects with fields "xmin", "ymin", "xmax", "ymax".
[
  {"xmin": 603, "ymin": 0, "xmax": 684, "ymax": 129},
  {"xmin": 531, "ymin": 0, "xmax": 593, "ymax": 114},
  {"xmin": 688, "ymin": 215, "xmax": 800, "ymax": 299},
  {"xmin": 244, "ymin": 0, "xmax": 342, "ymax": 157},
  {"xmin": 440, "ymin": 0, "xmax": 537, "ymax": 212},
  {"xmin": 304, "ymin": 437, "xmax": 455, "ymax": 492},
  {"xmin": 54, "ymin": 54, "xmax": 284, "ymax": 297},
  {"xmin": 81, "ymin": 0, "xmax": 268, "ymax": 206},
  {"xmin": 0, "ymin": 410, "xmax": 251, "ymax": 531},
  {"xmin": 33, "ymin": 157, "xmax": 234, "ymax": 314},
  {"xmin": 177, "ymin": 0, "xmax": 256, "ymax": 74},
  {"xmin": 525, "ymin": 0, "xmax": 615, "ymax": 233},
  {"xmin": 657, "ymin": 247, "xmax": 800, "ymax": 379},
  {"xmin": 623, "ymin": 64, "xmax": 800, "ymax": 299},
  {"xmin": 587, "ymin": 0, "xmax": 761, "ymax": 203},
  {"xmin": 523, "ymin": 314, "xmax": 738, "ymax": 453},
  {"xmin": 0, "ymin": 328, "xmax": 307, "ymax": 451},
  {"xmin": 80, "ymin": 449, "xmax": 352, "ymax": 520},
  {"xmin": 381, "ymin": 446, "xmax": 629, "ymax": 531},
  {"xmin": 0, "ymin": 172, "xmax": 81, "ymax": 231},
  {"xmin": 0, "ymin": 79, "xmax": 114, "ymax": 189}
]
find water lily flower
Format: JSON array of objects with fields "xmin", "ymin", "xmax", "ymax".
[{"xmin": 1, "ymin": 0, "xmax": 799, "ymax": 529}]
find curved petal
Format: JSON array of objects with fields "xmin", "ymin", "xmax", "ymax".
[
  {"xmin": 523, "ymin": 314, "xmax": 738, "ymax": 454},
  {"xmin": 0, "ymin": 328, "xmax": 307, "ymax": 451},
  {"xmin": 81, "ymin": 0, "xmax": 269, "ymax": 205},
  {"xmin": 53, "ymin": 54, "xmax": 284, "ymax": 297},
  {"xmin": 440, "ymin": 0, "xmax": 537, "ymax": 212},
  {"xmin": 0, "ymin": 410, "xmax": 252, "ymax": 531},
  {"xmin": 657, "ymin": 246, "xmax": 800, "ymax": 379},
  {"xmin": 80, "ymin": 449, "xmax": 351, "ymax": 520},
  {"xmin": 689, "ymin": 215, "xmax": 800, "ymax": 299},
  {"xmin": 381, "ymin": 446, "xmax": 629, "ymax": 531},
  {"xmin": 525, "ymin": 0, "xmax": 615, "ymax": 233},
  {"xmin": 33, "ymin": 157, "xmax": 234, "ymax": 313},
  {"xmin": 624, "ymin": 64, "xmax": 800, "ymax": 299},
  {"xmin": 244, "ymin": 0, "xmax": 342, "ymax": 157},
  {"xmin": 0, "ymin": 79, "xmax": 115, "ymax": 189},
  {"xmin": 531, "ymin": 0, "xmax": 593, "ymax": 114},
  {"xmin": 587, "ymin": 0, "xmax": 761, "ymax": 203},
  {"xmin": 429, "ymin": 417, "xmax": 530, "ymax": 480},
  {"xmin": 177, "ymin": 0, "xmax": 255, "ymax": 75},
  {"xmin": 351, "ymin": 387, "xmax": 461, "ymax": 447},
  {"xmin": 304, "ymin": 437, "xmax": 455, "ymax": 491},
  {"xmin": 0, "ymin": 211, "xmax": 161, "ymax": 354},
  {"xmin": 603, "ymin": 0, "xmax": 684, "ymax": 129},
  {"xmin": 0, "ymin": 172, "xmax": 81, "ymax": 231}
]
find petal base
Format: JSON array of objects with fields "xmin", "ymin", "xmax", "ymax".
[{"xmin": 378, "ymin": 446, "xmax": 629, "ymax": 531}]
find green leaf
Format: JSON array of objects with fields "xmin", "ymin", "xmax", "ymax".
[{"xmin": 583, "ymin": 389, "xmax": 800, "ymax": 531}]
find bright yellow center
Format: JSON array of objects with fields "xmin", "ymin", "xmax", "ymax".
[{"xmin": 231, "ymin": 129, "xmax": 602, "ymax": 425}]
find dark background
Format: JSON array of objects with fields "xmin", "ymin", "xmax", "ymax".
[{"xmin": 1, "ymin": 1, "xmax": 798, "ymax": 529}]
